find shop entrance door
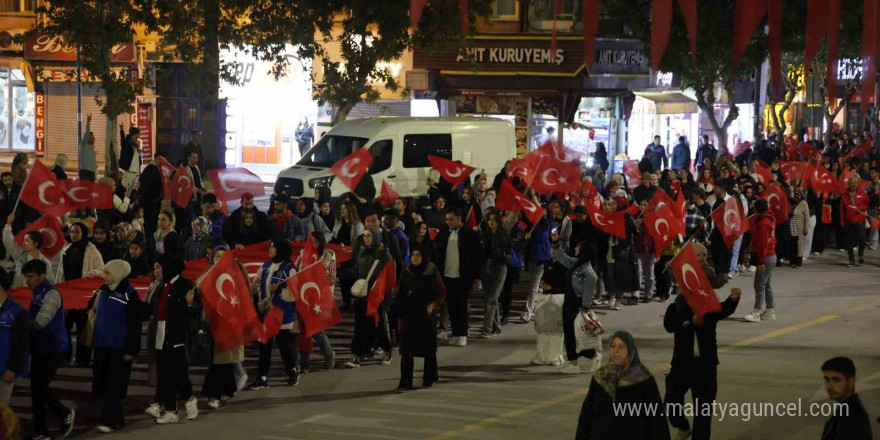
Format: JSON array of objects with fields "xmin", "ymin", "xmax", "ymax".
[{"xmin": 241, "ymin": 120, "xmax": 281, "ymax": 165}]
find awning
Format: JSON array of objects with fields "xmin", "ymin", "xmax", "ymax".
[{"xmin": 633, "ymin": 91, "xmax": 697, "ymax": 114}]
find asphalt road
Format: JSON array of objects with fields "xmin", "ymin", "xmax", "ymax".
[{"xmin": 8, "ymin": 245, "xmax": 880, "ymax": 440}]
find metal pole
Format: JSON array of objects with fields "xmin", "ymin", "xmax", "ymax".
[{"xmin": 76, "ymin": 44, "xmax": 82, "ymax": 139}]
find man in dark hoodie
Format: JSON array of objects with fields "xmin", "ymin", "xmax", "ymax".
[
  {"xmin": 663, "ymin": 242, "xmax": 739, "ymax": 440},
  {"xmin": 820, "ymin": 357, "xmax": 873, "ymax": 440}
]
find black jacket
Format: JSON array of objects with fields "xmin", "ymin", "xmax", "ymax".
[
  {"xmin": 633, "ymin": 184, "xmax": 657, "ymax": 205},
  {"xmin": 1, "ymin": 298, "xmax": 29, "ymax": 375},
  {"xmin": 138, "ymin": 163, "xmax": 163, "ymax": 209},
  {"xmin": 118, "ymin": 131, "xmax": 140, "ymax": 172},
  {"xmin": 436, "ymin": 227, "xmax": 485, "ymax": 281},
  {"xmin": 148, "ymin": 276, "xmax": 196, "ymax": 348},
  {"xmin": 664, "ymin": 294, "xmax": 739, "ymax": 367},
  {"xmin": 576, "ymin": 376, "xmax": 671, "ymax": 440},
  {"xmin": 821, "ymin": 394, "xmax": 873, "ymax": 440}
]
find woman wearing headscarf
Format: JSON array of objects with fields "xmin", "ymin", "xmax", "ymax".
[
  {"xmin": 149, "ymin": 211, "xmax": 181, "ymax": 260},
  {"xmin": 295, "ymin": 198, "xmax": 332, "ymax": 243},
  {"xmin": 295, "ymin": 232, "xmax": 337, "ymax": 372},
  {"xmin": 91, "ymin": 221, "xmax": 118, "ymax": 263},
  {"xmin": 56, "ymin": 223, "xmax": 104, "ymax": 282},
  {"xmin": 184, "ymin": 217, "xmax": 212, "ymax": 261},
  {"xmin": 576, "ymin": 331, "xmax": 670, "ymax": 440},
  {"xmin": 344, "ymin": 226, "xmax": 393, "ymax": 368},
  {"xmin": 143, "ymin": 255, "xmax": 199, "ymax": 425},
  {"xmin": 89, "ymin": 260, "xmax": 147, "ymax": 433},
  {"xmin": 229, "ymin": 209, "xmax": 269, "ymax": 249},
  {"xmin": 552, "ymin": 241, "xmax": 602, "ymax": 374},
  {"xmin": 395, "ymin": 246, "xmax": 445, "ymax": 391},
  {"xmin": 246, "ymin": 238, "xmax": 300, "ymax": 390},
  {"xmin": 52, "ymin": 154, "xmax": 68, "ymax": 180},
  {"xmin": 126, "ymin": 232, "xmax": 150, "ymax": 278}
]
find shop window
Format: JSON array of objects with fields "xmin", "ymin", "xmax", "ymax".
[
  {"xmin": 0, "ymin": 68, "xmax": 35, "ymax": 152},
  {"xmin": 369, "ymin": 139, "xmax": 393, "ymax": 174},
  {"xmin": 0, "ymin": 0, "xmax": 38, "ymax": 13},
  {"xmin": 491, "ymin": 0, "xmax": 519, "ymax": 21},
  {"xmin": 528, "ymin": 0, "xmax": 579, "ymax": 31},
  {"xmin": 403, "ymin": 134, "xmax": 452, "ymax": 168}
]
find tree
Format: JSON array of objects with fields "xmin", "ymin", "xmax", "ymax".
[
  {"xmin": 31, "ymin": 0, "xmax": 148, "ymax": 175},
  {"xmin": 605, "ymin": 0, "xmax": 770, "ymax": 147}
]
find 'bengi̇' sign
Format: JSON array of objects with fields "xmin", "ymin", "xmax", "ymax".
[{"xmin": 25, "ymin": 32, "xmax": 135, "ymax": 63}]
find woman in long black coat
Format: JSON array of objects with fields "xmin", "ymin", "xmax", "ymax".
[
  {"xmin": 395, "ymin": 246, "xmax": 446, "ymax": 391},
  {"xmin": 576, "ymin": 331, "xmax": 670, "ymax": 440}
]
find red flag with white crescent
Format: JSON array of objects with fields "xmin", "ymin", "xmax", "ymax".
[
  {"xmin": 754, "ymin": 159, "xmax": 773, "ymax": 185},
  {"xmin": 286, "ymin": 261, "xmax": 341, "ymax": 338},
  {"xmin": 170, "ymin": 165, "xmax": 194, "ymax": 208},
  {"xmin": 366, "ymin": 260, "xmax": 396, "ymax": 325},
  {"xmin": 427, "ymin": 155, "xmax": 475, "ymax": 189},
  {"xmin": 198, "ymin": 252, "xmax": 259, "ymax": 351},
  {"xmin": 671, "ymin": 241, "xmax": 722, "ymax": 320},
  {"xmin": 330, "ymin": 147, "xmax": 374, "ymax": 193},
  {"xmin": 208, "ymin": 168, "xmax": 266, "ymax": 201},
  {"xmin": 709, "ymin": 196, "xmax": 750, "ymax": 249},
  {"xmin": 809, "ymin": 163, "xmax": 843, "ymax": 195},
  {"xmin": 759, "ymin": 182, "xmax": 791, "ymax": 226},
  {"xmin": 14, "ymin": 215, "xmax": 65, "ymax": 259},
  {"xmin": 622, "ymin": 160, "xmax": 642, "ymax": 188},
  {"xmin": 643, "ymin": 204, "xmax": 684, "ymax": 257},
  {"xmin": 777, "ymin": 161, "xmax": 807, "ymax": 182},
  {"xmin": 495, "ymin": 179, "xmax": 545, "ymax": 225},
  {"xmin": 530, "ymin": 154, "xmax": 581, "ymax": 196},
  {"xmin": 19, "ymin": 160, "xmax": 68, "ymax": 216},
  {"xmin": 586, "ymin": 203, "xmax": 626, "ymax": 239}
]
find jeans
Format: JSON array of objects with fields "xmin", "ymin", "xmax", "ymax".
[
  {"xmin": 845, "ymin": 222, "xmax": 867, "ymax": 262},
  {"xmin": 636, "ymin": 253, "xmax": 654, "ymax": 299},
  {"xmin": 524, "ymin": 262, "xmax": 545, "ymax": 317},
  {"xmin": 300, "ymin": 331, "xmax": 333, "ymax": 369},
  {"xmin": 729, "ymin": 235, "xmax": 743, "ymax": 275},
  {"xmin": 481, "ymin": 261, "xmax": 507, "ymax": 333},
  {"xmin": 803, "ymin": 215, "xmax": 817, "ymax": 259},
  {"xmin": 753, "ymin": 255, "xmax": 776, "ymax": 310}
]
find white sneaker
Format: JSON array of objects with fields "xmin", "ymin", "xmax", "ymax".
[
  {"xmin": 746, "ymin": 265, "xmax": 756, "ymax": 272},
  {"xmin": 530, "ymin": 357, "xmax": 546, "ymax": 366},
  {"xmin": 674, "ymin": 428, "xmax": 693, "ymax": 440},
  {"xmin": 743, "ymin": 310, "xmax": 762, "ymax": 322},
  {"xmin": 185, "ymin": 397, "xmax": 199, "ymax": 420},
  {"xmin": 207, "ymin": 399, "xmax": 220, "ymax": 409},
  {"xmin": 144, "ymin": 403, "xmax": 163, "ymax": 419},
  {"xmin": 520, "ymin": 312, "xmax": 532, "ymax": 323},
  {"xmin": 589, "ymin": 353, "xmax": 603, "ymax": 373},
  {"xmin": 97, "ymin": 425, "xmax": 114, "ymax": 433},
  {"xmin": 236, "ymin": 373, "xmax": 248, "ymax": 392},
  {"xmin": 549, "ymin": 357, "xmax": 564, "ymax": 367},
  {"xmin": 436, "ymin": 330, "xmax": 448, "ymax": 341},
  {"xmin": 450, "ymin": 336, "xmax": 467, "ymax": 347},
  {"xmin": 760, "ymin": 309, "xmax": 776, "ymax": 321},
  {"xmin": 608, "ymin": 298, "xmax": 621, "ymax": 311},
  {"xmin": 156, "ymin": 411, "xmax": 179, "ymax": 425},
  {"xmin": 559, "ymin": 362, "xmax": 581, "ymax": 374}
]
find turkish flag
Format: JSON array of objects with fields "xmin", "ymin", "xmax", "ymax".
[
  {"xmin": 645, "ymin": 188, "xmax": 676, "ymax": 214},
  {"xmin": 169, "ymin": 165, "xmax": 194, "ymax": 208},
  {"xmin": 208, "ymin": 168, "xmax": 266, "ymax": 201},
  {"xmin": 198, "ymin": 252, "xmax": 259, "ymax": 351},
  {"xmin": 58, "ymin": 179, "xmax": 112, "ymax": 211},
  {"xmin": 777, "ymin": 161, "xmax": 808, "ymax": 182},
  {"xmin": 466, "ymin": 206, "xmax": 478, "ymax": 229},
  {"xmin": 530, "ymin": 154, "xmax": 581, "ymax": 196},
  {"xmin": 670, "ymin": 242, "xmax": 722, "ymax": 320},
  {"xmin": 625, "ymin": 203, "xmax": 640, "ymax": 216},
  {"xmin": 760, "ymin": 182, "xmax": 791, "ymax": 226},
  {"xmin": 427, "ymin": 155, "xmax": 475, "ymax": 189},
  {"xmin": 508, "ymin": 157, "xmax": 536, "ymax": 186},
  {"xmin": 809, "ymin": 164, "xmax": 843, "ymax": 195},
  {"xmin": 643, "ymin": 204, "xmax": 684, "ymax": 257},
  {"xmin": 587, "ymin": 203, "xmax": 626, "ymax": 239},
  {"xmin": 674, "ymin": 189, "xmax": 687, "ymax": 218},
  {"xmin": 299, "ymin": 234, "xmax": 320, "ymax": 268},
  {"xmin": 251, "ymin": 306, "xmax": 284, "ymax": 345},
  {"xmin": 9, "ymin": 277, "xmax": 104, "ymax": 311},
  {"xmin": 20, "ymin": 160, "xmax": 67, "ymax": 216},
  {"xmin": 375, "ymin": 180, "xmax": 399, "ymax": 207},
  {"xmin": 845, "ymin": 141, "xmax": 873, "ymax": 162},
  {"xmin": 839, "ymin": 168, "xmax": 871, "ymax": 193},
  {"xmin": 622, "ymin": 160, "xmax": 642, "ymax": 188},
  {"xmin": 495, "ymin": 179, "xmax": 545, "ymax": 225},
  {"xmin": 782, "ymin": 137, "xmax": 800, "ymax": 160},
  {"xmin": 798, "ymin": 142, "xmax": 822, "ymax": 162},
  {"xmin": 90, "ymin": 182, "xmax": 115, "ymax": 210},
  {"xmin": 754, "ymin": 159, "xmax": 773, "ymax": 185},
  {"xmin": 330, "ymin": 147, "xmax": 374, "ymax": 192},
  {"xmin": 15, "ymin": 215, "xmax": 65, "ymax": 259},
  {"xmin": 732, "ymin": 141, "xmax": 753, "ymax": 158},
  {"xmin": 158, "ymin": 156, "xmax": 176, "ymax": 180},
  {"xmin": 286, "ymin": 260, "xmax": 341, "ymax": 338},
  {"xmin": 366, "ymin": 260, "xmax": 396, "ymax": 325},
  {"xmin": 710, "ymin": 196, "xmax": 750, "ymax": 248},
  {"xmin": 582, "ymin": 179, "xmax": 599, "ymax": 200}
]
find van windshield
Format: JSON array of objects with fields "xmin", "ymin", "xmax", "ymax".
[{"xmin": 299, "ymin": 135, "xmax": 369, "ymax": 168}]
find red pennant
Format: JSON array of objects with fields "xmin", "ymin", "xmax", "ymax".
[
  {"xmin": 583, "ymin": 0, "xmax": 600, "ymax": 69},
  {"xmin": 410, "ymin": 0, "xmax": 427, "ymax": 31},
  {"xmin": 644, "ymin": 204, "xmax": 684, "ymax": 257},
  {"xmin": 376, "ymin": 180, "xmax": 399, "ymax": 207},
  {"xmin": 14, "ymin": 215, "xmax": 65, "ymax": 259},
  {"xmin": 670, "ymin": 242, "xmax": 722, "ymax": 320},
  {"xmin": 366, "ymin": 261, "xmax": 396, "ymax": 325},
  {"xmin": 826, "ymin": 0, "xmax": 842, "ymax": 104},
  {"xmin": 862, "ymin": 0, "xmax": 879, "ymax": 113},
  {"xmin": 330, "ymin": 147, "xmax": 374, "ymax": 193},
  {"xmin": 732, "ymin": 0, "xmax": 767, "ymax": 76},
  {"xmin": 427, "ymin": 155, "xmax": 475, "ymax": 189},
  {"xmin": 287, "ymin": 260, "xmax": 341, "ymax": 338},
  {"xmin": 805, "ymin": 0, "xmax": 830, "ymax": 70},
  {"xmin": 677, "ymin": 0, "xmax": 698, "ymax": 63},
  {"xmin": 767, "ymin": 0, "xmax": 782, "ymax": 99},
  {"xmin": 651, "ymin": 0, "xmax": 673, "ymax": 70},
  {"xmin": 710, "ymin": 196, "xmax": 750, "ymax": 248},
  {"xmin": 460, "ymin": 0, "xmax": 468, "ymax": 34}
]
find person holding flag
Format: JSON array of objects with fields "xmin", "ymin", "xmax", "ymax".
[
  {"xmin": 294, "ymin": 232, "xmax": 338, "ymax": 373},
  {"xmin": 478, "ymin": 211, "xmax": 510, "ymax": 339},
  {"xmin": 345, "ymin": 226, "xmax": 394, "ymax": 368},
  {"xmin": 744, "ymin": 199, "xmax": 778, "ymax": 323},
  {"xmin": 839, "ymin": 177, "xmax": 869, "ymax": 267},
  {"xmin": 664, "ymin": 243, "xmax": 741, "ymax": 440},
  {"xmin": 395, "ymin": 246, "xmax": 446, "ymax": 391},
  {"xmin": 3, "ymin": 214, "xmax": 54, "ymax": 288},
  {"xmin": 596, "ymin": 198, "xmax": 638, "ymax": 311}
]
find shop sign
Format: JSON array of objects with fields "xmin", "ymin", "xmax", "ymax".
[
  {"xmin": 414, "ymin": 35, "xmax": 584, "ymax": 76},
  {"xmin": 35, "ymin": 91, "xmax": 45, "ymax": 157},
  {"xmin": 456, "ymin": 47, "xmax": 564, "ymax": 65},
  {"xmin": 837, "ymin": 59, "xmax": 861, "ymax": 81},
  {"xmin": 134, "ymin": 102, "xmax": 153, "ymax": 161},
  {"xmin": 25, "ymin": 32, "xmax": 135, "ymax": 63},
  {"xmin": 589, "ymin": 39, "xmax": 649, "ymax": 76}
]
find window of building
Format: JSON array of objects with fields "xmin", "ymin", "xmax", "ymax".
[
  {"xmin": 403, "ymin": 134, "xmax": 452, "ymax": 168},
  {"xmin": 369, "ymin": 139, "xmax": 393, "ymax": 173},
  {"xmin": 0, "ymin": 0, "xmax": 38, "ymax": 13},
  {"xmin": 527, "ymin": 0, "xmax": 580, "ymax": 31},
  {"xmin": 491, "ymin": 0, "xmax": 519, "ymax": 21},
  {"xmin": 0, "ymin": 68, "xmax": 35, "ymax": 151}
]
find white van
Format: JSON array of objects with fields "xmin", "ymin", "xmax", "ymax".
[{"xmin": 274, "ymin": 117, "xmax": 516, "ymax": 198}]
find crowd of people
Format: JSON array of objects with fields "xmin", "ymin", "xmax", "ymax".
[{"xmin": 0, "ymin": 123, "xmax": 874, "ymax": 440}]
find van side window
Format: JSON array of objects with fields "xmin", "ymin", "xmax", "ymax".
[
  {"xmin": 403, "ymin": 134, "xmax": 452, "ymax": 168},
  {"xmin": 369, "ymin": 140, "xmax": 393, "ymax": 174}
]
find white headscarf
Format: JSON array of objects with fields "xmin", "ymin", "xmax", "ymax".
[{"xmin": 104, "ymin": 260, "xmax": 131, "ymax": 291}]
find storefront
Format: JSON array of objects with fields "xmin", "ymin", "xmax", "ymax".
[{"xmin": 220, "ymin": 46, "xmax": 318, "ymax": 181}]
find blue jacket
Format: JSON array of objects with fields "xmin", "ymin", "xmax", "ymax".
[
  {"xmin": 92, "ymin": 280, "xmax": 143, "ymax": 355},
  {"xmin": 258, "ymin": 261, "xmax": 297, "ymax": 325},
  {"xmin": 648, "ymin": 144, "xmax": 668, "ymax": 171},
  {"xmin": 29, "ymin": 279, "xmax": 68, "ymax": 354},
  {"xmin": 0, "ymin": 297, "xmax": 28, "ymax": 376},
  {"xmin": 671, "ymin": 143, "xmax": 691, "ymax": 170},
  {"xmin": 528, "ymin": 220, "xmax": 552, "ymax": 264}
]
